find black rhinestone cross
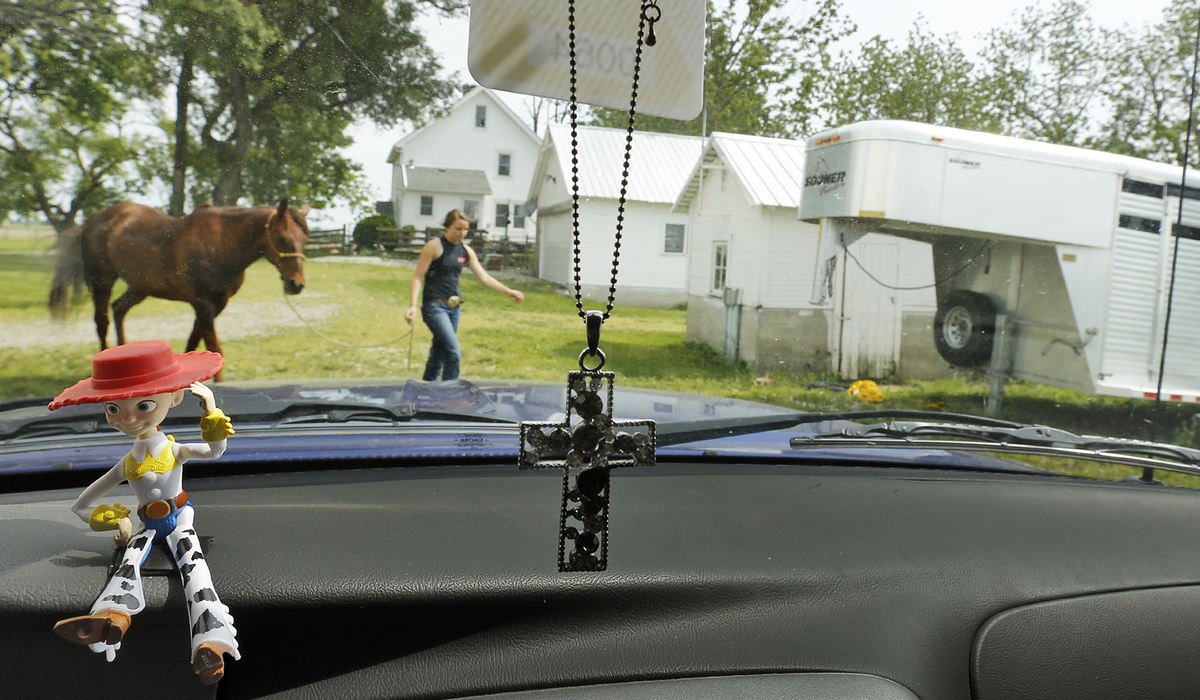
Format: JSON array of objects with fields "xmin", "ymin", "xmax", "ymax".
[{"xmin": 519, "ymin": 370, "xmax": 655, "ymax": 572}]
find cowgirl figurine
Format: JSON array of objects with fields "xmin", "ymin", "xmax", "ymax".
[{"xmin": 50, "ymin": 340, "xmax": 240, "ymax": 684}]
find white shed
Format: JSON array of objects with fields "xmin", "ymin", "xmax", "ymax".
[
  {"xmin": 529, "ymin": 124, "xmax": 704, "ymax": 308},
  {"xmin": 388, "ymin": 86, "xmax": 541, "ymax": 241},
  {"xmin": 677, "ymin": 131, "xmax": 940, "ymax": 379}
]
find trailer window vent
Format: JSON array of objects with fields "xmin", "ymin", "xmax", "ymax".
[
  {"xmin": 1166, "ymin": 183, "xmax": 1200, "ymax": 200},
  {"xmin": 1118, "ymin": 214, "xmax": 1161, "ymax": 233},
  {"xmin": 1172, "ymin": 223, "xmax": 1200, "ymax": 241},
  {"xmin": 1122, "ymin": 178, "xmax": 1164, "ymax": 198}
]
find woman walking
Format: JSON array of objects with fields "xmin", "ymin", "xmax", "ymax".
[{"xmin": 405, "ymin": 209, "xmax": 524, "ymax": 380}]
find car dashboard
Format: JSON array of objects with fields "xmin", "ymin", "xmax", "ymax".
[{"xmin": 6, "ymin": 447, "xmax": 1200, "ymax": 699}]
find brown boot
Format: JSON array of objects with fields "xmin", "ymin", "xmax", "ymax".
[
  {"xmin": 53, "ymin": 610, "xmax": 131, "ymax": 646},
  {"xmin": 193, "ymin": 642, "xmax": 226, "ymax": 684}
]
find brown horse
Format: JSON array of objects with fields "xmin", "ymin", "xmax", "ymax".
[{"xmin": 55, "ymin": 199, "xmax": 310, "ymax": 360}]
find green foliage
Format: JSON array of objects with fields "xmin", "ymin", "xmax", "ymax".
[
  {"xmin": 813, "ymin": 0, "xmax": 1199, "ymax": 170},
  {"xmin": 1089, "ymin": 0, "xmax": 1200, "ymax": 167},
  {"xmin": 590, "ymin": 0, "xmax": 854, "ymax": 138},
  {"xmin": 352, "ymin": 214, "xmax": 395, "ymax": 249},
  {"xmin": 818, "ymin": 21, "xmax": 996, "ymax": 131},
  {"xmin": 1, "ymin": 1, "xmax": 463, "ymax": 227},
  {"xmin": 0, "ymin": 0, "xmax": 158, "ymax": 230},
  {"xmin": 975, "ymin": 0, "xmax": 1108, "ymax": 145},
  {"xmin": 143, "ymin": 0, "xmax": 462, "ymax": 207}
]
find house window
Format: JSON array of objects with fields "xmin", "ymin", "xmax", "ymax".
[
  {"xmin": 475, "ymin": 105, "xmax": 487, "ymax": 127},
  {"xmin": 664, "ymin": 223, "xmax": 686, "ymax": 254},
  {"xmin": 496, "ymin": 203, "xmax": 510, "ymax": 227},
  {"xmin": 420, "ymin": 195, "xmax": 433, "ymax": 216},
  {"xmin": 712, "ymin": 242, "xmax": 728, "ymax": 292},
  {"xmin": 498, "ymin": 153, "xmax": 511, "ymax": 176},
  {"xmin": 514, "ymin": 212, "xmax": 526, "ymax": 228}
]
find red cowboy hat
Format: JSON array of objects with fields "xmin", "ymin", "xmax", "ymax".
[{"xmin": 49, "ymin": 340, "xmax": 224, "ymax": 410}]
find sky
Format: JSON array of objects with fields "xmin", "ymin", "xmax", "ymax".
[{"xmin": 314, "ymin": 0, "xmax": 1176, "ymax": 228}]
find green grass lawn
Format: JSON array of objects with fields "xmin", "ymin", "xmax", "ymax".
[
  {"xmin": 5, "ymin": 250, "xmax": 1200, "ymax": 488},
  {"xmin": 0, "ymin": 235, "xmax": 56, "ymax": 254}
]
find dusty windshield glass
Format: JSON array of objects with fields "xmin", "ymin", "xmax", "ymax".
[{"xmin": 3, "ymin": 0, "xmax": 1199, "ymax": 483}]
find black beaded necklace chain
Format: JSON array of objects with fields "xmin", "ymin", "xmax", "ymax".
[
  {"xmin": 567, "ymin": 0, "xmax": 661, "ymax": 325},
  {"xmin": 517, "ymin": 1, "xmax": 660, "ymax": 573}
]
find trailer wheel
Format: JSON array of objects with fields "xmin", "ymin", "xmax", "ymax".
[{"xmin": 933, "ymin": 291, "xmax": 997, "ymax": 367}]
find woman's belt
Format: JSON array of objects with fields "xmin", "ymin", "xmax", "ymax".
[
  {"xmin": 138, "ymin": 490, "xmax": 189, "ymax": 520},
  {"xmin": 425, "ymin": 295, "xmax": 462, "ymax": 307}
]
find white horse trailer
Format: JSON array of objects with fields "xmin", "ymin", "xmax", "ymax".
[{"xmin": 800, "ymin": 120, "xmax": 1200, "ymax": 402}]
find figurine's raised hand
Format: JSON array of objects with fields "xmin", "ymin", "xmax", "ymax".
[
  {"xmin": 192, "ymin": 381, "xmax": 235, "ymax": 442},
  {"xmin": 189, "ymin": 381, "xmax": 217, "ymax": 414}
]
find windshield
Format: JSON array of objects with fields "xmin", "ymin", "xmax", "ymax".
[{"xmin": 3, "ymin": 0, "xmax": 1199, "ymax": 485}]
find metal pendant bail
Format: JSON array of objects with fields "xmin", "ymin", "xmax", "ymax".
[
  {"xmin": 586, "ymin": 310, "xmax": 603, "ymax": 354},
  {"xmin": 579, "ymin": 310, "xmax": 606, "ymax": 371}
]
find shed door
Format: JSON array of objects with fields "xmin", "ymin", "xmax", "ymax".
[{"xmin": 837, "ymin": 240, "xmax": 901, "ymax": 379}]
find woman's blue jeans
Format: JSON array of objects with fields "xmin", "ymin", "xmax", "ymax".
[{"xmin": 421, "ymin": 300, "xmax": 462, "ymax": 381}]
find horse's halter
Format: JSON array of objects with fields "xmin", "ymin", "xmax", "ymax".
[{"xmin": 262, "ymin": 210, "xmax": 306, "ymax": 265}]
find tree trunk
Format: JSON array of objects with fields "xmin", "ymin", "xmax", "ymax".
[
  {"xmin": 211, "ymin": 70, "xmax": 253, "ymax": 205},
  {"xmin": 169, "ymin": 50, "xmax": 193, "ymax": 216}
]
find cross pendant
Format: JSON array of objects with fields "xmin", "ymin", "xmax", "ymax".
[{"xmin": 519, "ymin": 369, "xmax": 655, "ymax": 572}]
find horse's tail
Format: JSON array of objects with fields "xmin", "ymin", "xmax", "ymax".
[{"xmin": 48, "ymin": 225, "xmax": 84, "ymax": 319}]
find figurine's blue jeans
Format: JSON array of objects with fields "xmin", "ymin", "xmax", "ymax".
[{"xmin": 421, "ymin": 300, "xmax": 462, "ymax": 381}]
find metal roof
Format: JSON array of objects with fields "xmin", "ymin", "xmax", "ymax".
[
  {"xmin": 543, "ymin": 124, "xmax": 704, "ymax": 203},
  {"xmin": 675, "ymin": 132, "xmax": 808, "ymax": 212},
  {"xmin": 403, "ymin": 166, "xmax": 492, "ymax": 195}
]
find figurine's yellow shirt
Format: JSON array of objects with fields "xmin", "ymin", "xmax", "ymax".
[{"xmin": 124, "ymin": 436, "xmax": 178, "ymax": 481}]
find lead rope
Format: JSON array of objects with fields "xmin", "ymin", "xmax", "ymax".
[{"xmin": 281, "ymin": 292, "xmax": 415, "ymax": 364}]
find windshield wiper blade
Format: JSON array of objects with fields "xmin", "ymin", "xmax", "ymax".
[
  {"xmin": 249, "ymin": 402, "xmax": 514, "ymax": 428},
  {"xmin": 0, "ymin": 415, "xmax": 110, "ymax": 440},
  {"xmin": 791, "ymin": 420, "xmax": 1200, "ymax": 477},
  {"xmin": 657, "ymin": 408, "xmax": 1020, "ymax": 447},
  {"xmin": 263, "ymin": 402, "xmax": 415, "ymax": 427},
  {"xmin": 0, "ymin": 401, "xmax": 515, "ymax": 440}
]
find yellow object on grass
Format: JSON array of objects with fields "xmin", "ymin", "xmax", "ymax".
[{"xmin": 848, "ymin": 380, "xmax": 885, "ymax": 403}]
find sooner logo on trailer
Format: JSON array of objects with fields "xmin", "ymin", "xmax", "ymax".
[{"xmin": 805, "ymin": 158, "xmax": 846, "ymax": 196}]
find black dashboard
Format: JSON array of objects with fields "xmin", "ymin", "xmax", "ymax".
[{"xmin": 5, "ymin": 459, "xmax": 1200, "ymax": 698}]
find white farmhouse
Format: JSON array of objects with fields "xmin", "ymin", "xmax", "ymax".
[
  {"xmin": 387, "ymin": 86, "xmax": 541, "ymax": 241},
  {"xmin": 529, "ymin": 124, "xmax": 704, "ymax": 307},
  {"xmin": 677, "ymin": 131, "xmax": 941, "ymax": 379}
]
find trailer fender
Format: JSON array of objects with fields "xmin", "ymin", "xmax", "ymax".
[{"xmin": 934, "ymin": 290, "xmax": 998, "ymax": 367}]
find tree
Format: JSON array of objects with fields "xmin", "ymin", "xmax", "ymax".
[
  {"xmin": 524, "ymin": 95, "xmax": 570, "ymax": 135},
  {"xmin": 816, "ymin": 20, "xmax": 992, "ymax": 132},
  {"xmin": 975, "ymin": 0, "xmax": 1109, "ymax": 146},
  {"xmin": 0, "ymin": 0, "xmax": 121, "ymax": 50},
  {"xmin": 1091, "ymin": 0, "xmax": 1200, "ymax": 167},
  {"xmin": 589, "ymin": 0, "xmax": 853, "ymax": 138},
  {"xmin": 0, "ymin": 1, "xmax": 158, "ymax": 232},
  {"xmin": 144, "ymin": 0, "xmax": 466, "ymax": 209}
]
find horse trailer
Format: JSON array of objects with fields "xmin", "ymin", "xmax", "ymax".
[{"xmin": 801, "ymin": 120, "xmax": 1200, "ymax": 403}]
